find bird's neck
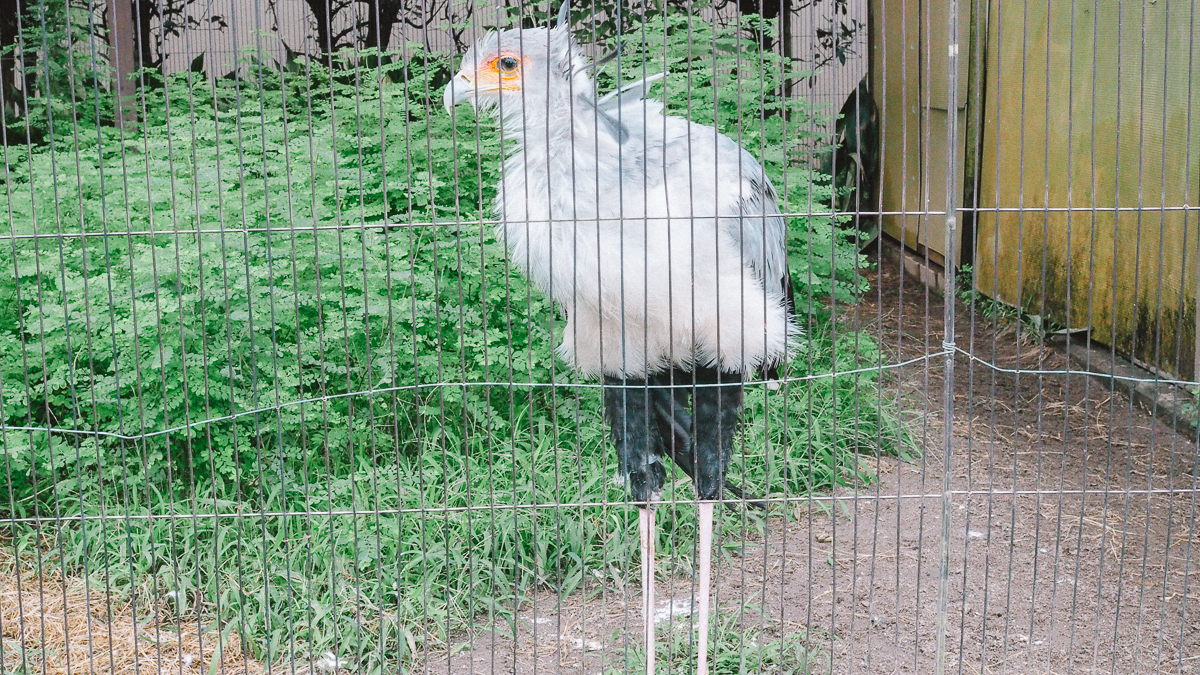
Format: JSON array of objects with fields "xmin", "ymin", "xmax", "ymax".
[
  {"xmin": 503, "ymin": 91, "xmax": 600, "ymax": 149},
  {"xmin": 502, "ymin": 92, "xmax": 624, "ymax": 184}
]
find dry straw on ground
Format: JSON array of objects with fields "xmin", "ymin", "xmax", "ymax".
[{"xmin": 1, "ymin": 546, "xmax": 267, "ymax": 675}]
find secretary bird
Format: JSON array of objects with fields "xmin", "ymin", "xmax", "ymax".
[{"xmin": 443, "ymin": 4, "xmax": 797, "ymax": 672}]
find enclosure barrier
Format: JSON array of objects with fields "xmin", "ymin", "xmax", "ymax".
[{"xmin": 0, "ymin": 0, "xmax": 1197, "ymax": 674}]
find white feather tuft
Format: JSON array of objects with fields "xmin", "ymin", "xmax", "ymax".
[{"xmin": 596, "ymin": 72, "xmax": 667, "ymax": 106}]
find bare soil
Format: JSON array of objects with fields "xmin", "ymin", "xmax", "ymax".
[
  {"xmin": 424, "ymin": 253, "xmax": 1200, "ymax": 675},
  {"xmin": 0, "ymin": 545, "xmax": 269, "ymax": 675}
]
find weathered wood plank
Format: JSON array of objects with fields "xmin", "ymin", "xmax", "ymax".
[{"xmin": 975, "ymin": 0, "xmax": 1200, "ymax": 379}]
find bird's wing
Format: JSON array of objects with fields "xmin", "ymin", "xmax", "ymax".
[
  {"xmin": 713, "ymin": 144, "xmax": 797, "ymax": 377},
  {"xmin": 595, "ymin": 73, "xmax": 667, "ymax": 153},
  {"xmin": 659, "ymin": 123, "xmax": 792, "ymax": 302},
  {"xmin": 599, "ymin": 88, "xmax": 792, "ymax": 302},
  {"xmin": 566, "ymin": 74, "xmax": 671, "ymax": 194},
  {"xmin": 729, "ymin": 163, "xmax": 792, "ymax": 302},
  {"xmin": 591, "ymin": 75, "xmax": 792, "ymax": 303}
]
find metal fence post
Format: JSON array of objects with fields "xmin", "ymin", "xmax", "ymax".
[{"xmin": 936, "ymin": 0, "xmax": 961, "ymax": 672}]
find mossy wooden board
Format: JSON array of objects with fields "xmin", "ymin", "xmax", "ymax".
[
  {"xmin": 974, "ymin": 0, "xmax": 1200, "ymax": 379},
  {"xmin": 869, "ymin": 0, "xmax": 969, "ymax": 266}
]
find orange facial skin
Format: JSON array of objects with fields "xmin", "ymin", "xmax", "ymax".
[{"xmin": 470, "ymin": 54, "xmax": 524, "ymax": 92}]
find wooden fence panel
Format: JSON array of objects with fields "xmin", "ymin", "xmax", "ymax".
[{"xmin": 974, "ymin": 0, "xmax": 1199, "ymax": 379}]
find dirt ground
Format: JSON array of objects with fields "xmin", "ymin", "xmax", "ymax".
[
  {"xmin": 424, "ymin": 253, "xmax": 1200, "ymax": 675},
  {"xmin": 0, "ymin": 544, "xmax": 270, "ymax": 675}
]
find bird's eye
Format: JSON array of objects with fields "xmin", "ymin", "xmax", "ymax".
[{"xmin": 498, "ymin": 57, "xmax": 520, "ymax": 73}]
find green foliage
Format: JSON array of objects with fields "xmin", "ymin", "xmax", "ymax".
[
  {"xmin": 737, "ymin": 325, "xmax": 917, "ymax": 501},
  {"xmin": 513, "ymin": 0, "xmax": 702, "ymax": 47},
  {"xmin": 956, "ymin": 264, "xmax": 1065, "ymax": 339},
  {"xmin": 0, "ymin": 16, "xmax": 904, "ymax": 673},
  {"xmin": 619, "ymin": 619, "xmax": 831, "ymax": 674},
  {"xmin": 3, "ymin": 0, "xmax": 115, "ymax": 143}
]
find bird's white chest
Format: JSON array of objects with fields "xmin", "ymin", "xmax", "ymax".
[{"xmin": 495, "ymin": 143, "xmax": 633, "ymax": 302}]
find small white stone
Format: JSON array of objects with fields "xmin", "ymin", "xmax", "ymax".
[
  {"xmin": 968, "ymin": 530, "xmax": 984, "ymax": 539},
  {"xmin": 315, "ymin": 652, "xmax": 348, "ymax": 671},
  {"xmin": 165, "ymin": 590, "xmax": 187, "ymax": 612},
  {"xmin": 655, "ymin": 597, "xmax": 697, "ymax": 623}
]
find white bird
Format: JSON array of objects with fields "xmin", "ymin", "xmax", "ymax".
[{"xmin": 444, "ymin": 4, "xmax": 796, "ymax": 673}]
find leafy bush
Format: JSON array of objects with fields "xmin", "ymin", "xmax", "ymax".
[
  {"xmin": 0, "ymin": 14, "xmax": 904, "ymax": 672},
  {"xmin": 2, "ymin": 0, "xmax": 117, "ymax": 144}
]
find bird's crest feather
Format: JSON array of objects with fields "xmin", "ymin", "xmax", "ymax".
[{"xmin": 556, "ymin": 0, "xmax": 570, "ymax": 30}]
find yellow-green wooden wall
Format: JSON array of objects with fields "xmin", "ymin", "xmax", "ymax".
[
  {"xmin": 974, "ymin": 0, "xmax": 1199, "ymax": 379},
  {"xmin": 871, "ymin": 0, "xmax": 1199, "ymax": 379}
]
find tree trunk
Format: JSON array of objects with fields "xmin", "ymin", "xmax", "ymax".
[
  {"xmin": 362, "ymin": 0, "xmax": 403, "ymax": 53},
  {"xmin": 134, "ymin": 0, "xmax": 159, "ymax": 71},
  {"xmin": 738, "ymin": 0, "xmax": 781, "ymax": 19},
  {"xmin": 109, "ymin": 0, "xmax": 138, "ymax": 125},
  {"xmin": 303, "ymin": 0, "xmax": 333, "ymax": 63},
  {"xmin": 0, "ymin": 0, "xmax": 22, "ymax": 118}
]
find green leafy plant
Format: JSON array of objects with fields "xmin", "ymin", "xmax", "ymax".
[
  {"xmin": 2, "ymin": 0, "xmax": 116, "ymax": 144},
  {"xmin": 957, "ymin": 264, "xmax": 1065, "ymax": 341},
  {"xmin": 616, "ymin": 621, "xmax": 831, "ymax": 675}
]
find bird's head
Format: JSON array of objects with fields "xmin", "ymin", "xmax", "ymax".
[{"xmin": 443, "ymin": 1, "xmax": 590, "ymax": 121}]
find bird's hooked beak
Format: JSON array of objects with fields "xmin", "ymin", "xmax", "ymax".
[{"xmin": 443, "ymin": 72, "xmax": 475, "ymax": 113}]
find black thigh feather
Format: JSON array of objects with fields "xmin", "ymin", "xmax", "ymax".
[
  {"xmin": 649, "ymin": 368, "xmax": 766, "ymax": 510},
  {"xmin": 603, "ymin": 376, "xmax": 666, "ymax": 504}
]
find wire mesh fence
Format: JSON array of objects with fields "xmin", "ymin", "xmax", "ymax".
[{"xmin": 0, "ymin": 0, "xmax": 1196, "ymax": 674}]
